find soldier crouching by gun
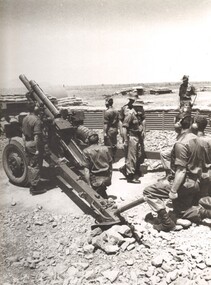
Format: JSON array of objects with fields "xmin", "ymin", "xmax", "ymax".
[
  {"xmin": 22, "ymin": 102, "xmax": 46, "ymax": 195},
  {"xmin": 83, "ymin": 132, "xmax": 113, "ymax": 199}
]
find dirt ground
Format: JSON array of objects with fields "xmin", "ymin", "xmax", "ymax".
[
  {"xmin": 1, "ymin": 85, "xmax": 211, "ymax": 284},
  {"xmin": 1, "ymin": 128, "xmax": 211, "ymax": 285}
]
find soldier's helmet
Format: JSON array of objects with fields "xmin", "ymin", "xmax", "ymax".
[{"xmin": 88, "ymin": 131, "xmax": 99, "ymax": 144}]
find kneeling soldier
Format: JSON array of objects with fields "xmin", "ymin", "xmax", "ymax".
[{"xmin": 83, "ymin": 132, "xmax": 113, "ymax": 199}]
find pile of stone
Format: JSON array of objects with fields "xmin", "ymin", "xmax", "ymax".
[{"xmin": 1, "ymin": 205, "xmax": 211, "ymax": 285}]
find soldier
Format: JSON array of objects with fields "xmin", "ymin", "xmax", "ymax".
[
  {"xmin": 143, "ymin": 115, "xmax": 209, "ymax": 232},
  {"xmin": 104, "ymin": 97, "xmax": 119, "ymax": 161},
  {"xmin": 179, "ymin": 75, "xmax": 196, "ymax": 107},
  {"xmin": 119, "ymin": 92, "xmax": 138, "ymax": 139},
  {"xmin": 193, "ymin": 115, "xmax": 211, "ymax": 199},
  {"xmin": 159, "ymin": 111, "xmax": 192, "ymax": 181},
  {"xmin": 22, "ymin": 103, "xmax": 46, "ymax": 195},
  {"xmin": 83, "ymin": 132, "xmax": 113, "ymax": 199},
  {"xmin": 119, "ymin": 99, "xmax": 146, "ymax": 184}
]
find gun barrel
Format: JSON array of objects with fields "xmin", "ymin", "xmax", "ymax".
[
  {"xmin": 19, "ymin": 75, "xmax": 54, "ymax": 118},
  {"xmin": 30, "ymin": 80, "xmax": 60, "ymax": 119},
  {"xmin": 19, "ymin": 74, "xmax": 32, "ymax": 91}
]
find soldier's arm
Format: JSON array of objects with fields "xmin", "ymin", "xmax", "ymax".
[
  {"xmin": 190, "ymin": 85, "xmax": 197, "ymax": 95},
  {"xmin": 34, "ymin": 134, "xmax": 42, "ymax": 154},
  {"xmin": 169, "ymin": 143, "xmax": 188, "ymax": 199},
  {"xmin": 169, "ymin": 165, "xmax": 186, "ymax": 199},
  {"xmin": 84, "ymin": 167, "xmax": 91, "ymax": 186},
  {"xmin": 142, "ymin": 119, "xmax": 146, "ymax": 137},
  {"xmin": 104, "ymin": 111, "xmax": 109, "ymax": 136},
  {"xmin": 104, "ymin": 123, "xmax": 109, "ymax": 136},
  {"xmin": 118, "ymin": 109, "xmax": 124, "ymax": 138},
  {"xmin": 122, "ymin": 114, "xmax": 131, "ymax": 144},
  {"xmin": 83, "ymin": 150, "xmax": 92, "ymax": 186}
]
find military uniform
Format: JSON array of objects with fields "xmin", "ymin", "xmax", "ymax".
[
  {"xmin": 119, "ymin": 102, "xmax": 137, "ymax": 124},
  {"xmin": 83, "ymin": 143, "xmax": 112, "ymax": 199},
  {"xmin": 120, "ymin": 107, "xmax": 145, "ymax": 183},
  {"xmin": 196, "ymin": 134, "xmax": 211, "ymax": 198},
  {"xmin": 22, "ymin": 113, "xmax": 44, "ymax": 194},
  {"xmin": 143, "ymin": 130, "xmax": 207, "ymax": 229},
  {"xmin": 179, "ymin": 75, "xmax": 196, "ymax": 107},
  {"xmin": 104, "ymin": 105, "xmax": 119, "ymax": 161}
]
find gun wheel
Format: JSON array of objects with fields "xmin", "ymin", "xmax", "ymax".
[{"xmin": 3, "ymin": 139, "xmax": 29, "ymax": 186}]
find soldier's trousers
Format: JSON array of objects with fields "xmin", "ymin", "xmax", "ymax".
[
  {"xmin": 90, "ymin": 171, "xmax": 112, "ymax": 199},
  {"xmin": 104, "ymin": 127, "xmax": 118, "ymax": 161},
  {"xmin": 143, "ymin": 179, "xmax": 201, "ymax": 221},
  {"xmin": 26, "ymin": 141, "xmax": 43, "ymax": 190},
  {"xmin": 125, "ymin": 135, "xmax": 144, "ymax": 178},
  {"xmin": 160, "ymin": 148, "xmax": 172, "ymax": 172}
]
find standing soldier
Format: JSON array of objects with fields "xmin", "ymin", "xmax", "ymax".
[
  {"xmin": 22, "ymin": 103, "xmax": 46, "ymax": 195},
  {"xmin": 104, "ymin": 97, "xmax": 119, "ymax": 161},
  {"xmin": 179, "ymin": 75, "xmax": 196, "ymax": 108},
  {"xmin": 119, "ymin": 92, "xmax": 138, "ymax": 138},
  {"xmin": 119, "ymin": 99, "xmax": 146, "ymax": 184},
  {"xmin": 83, "ymin": 132, "xmax": 113, "ymax": 199}
]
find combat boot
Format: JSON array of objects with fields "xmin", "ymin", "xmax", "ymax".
[
  {"xmin": 199, "ymin": 208, "xmax": 211, "ymax": 220},
  {"xmin": 153, "ymin": 209, "xmax": 176, "ymax": 232},
  {"xmin": 30, "ymin": 186, "xmax": 47, "ymax": 196}
]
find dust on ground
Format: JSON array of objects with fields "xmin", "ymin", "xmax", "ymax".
[{"xmin": 1, "ymin": 129, "xmax": 211, "ymax": 285}]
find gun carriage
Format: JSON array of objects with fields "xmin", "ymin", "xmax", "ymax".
[
  {"xmin": 2, "ymin": 75, "xmax": 126, "ymax": 227},
  {"xmin": 2, "ymin": 75, "xmax": 162, "ymax": 232}
]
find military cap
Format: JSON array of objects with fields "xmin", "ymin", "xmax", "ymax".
[
  {"xmin": 105, "ymin": 97, "xmax": 113, "ymax": 104},
  {"xmin": 182, "ymin": 75, "xmax": 189, "ymax": 80},
  {"xmin": 127, "ymin": 92, "xmax": 138, "ymax": 100}
]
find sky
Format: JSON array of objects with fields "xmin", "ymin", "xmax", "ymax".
[{"xmin": 0, "ymin": 0, "xmax": 211, "ymax": 88}]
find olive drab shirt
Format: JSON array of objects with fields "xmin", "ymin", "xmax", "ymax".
[
  {"xmin": 171, "ymin": 131, "xmax": 206, "ymax": 178},
  {"xmin": 197, "ymin": 135, "xmax": 211, "ymax": 172},
  {"xmin": 179, "ymin": 83, "xmax": 196, "ymax": 100},
  {"xmin": 119, "ymin": 104, "xmax": 136, "ymax": 122},
  {"xmin": 83, "ymin": 144, "xmax": 112, "ymax": 174},
  {"xmin": 22, "ymin": 114, "xmax": 42, "ymax": 141},
  {"xmin": 122, "ymin": 111, "xmax": 145, "ymax": 136},
  {"xmin": 104, "ymin": 107, "xmax": 119, "ymax": 129}
]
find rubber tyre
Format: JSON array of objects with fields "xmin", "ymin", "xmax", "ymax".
[{"xmin": 2, "ymin": 138, "xmax": 29, "ymax": 186}]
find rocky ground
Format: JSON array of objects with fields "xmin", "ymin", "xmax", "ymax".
[{"xmin": 0, "ymin": 131, "xmax": 211, "ymax": 285}]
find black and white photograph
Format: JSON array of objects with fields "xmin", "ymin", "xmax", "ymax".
[{"xmin": 0, "ymin": 0, "xmax": 211, "ymax": 284}]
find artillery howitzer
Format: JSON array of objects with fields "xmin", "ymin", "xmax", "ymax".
[
  {"xmin": 2, "ymin": 75, "xmax": 125, "ymax": 227},
  {"xmin": 2, "ymin": 75, "xmax": 159, "ymax": 232}
]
